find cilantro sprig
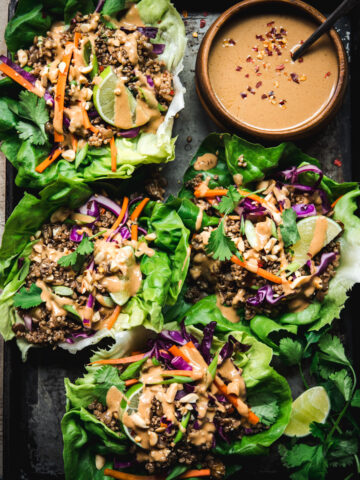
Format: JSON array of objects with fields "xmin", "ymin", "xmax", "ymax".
[
  {"xmin": 13, "ymin": 283, "xmax": 44, "ymax": 309},
  {"xmin": 94, "ymin": 365, "xmax": 125, "ymax": 404},
  {"xmin": 205, "ymin": 218, "xmax": 238, "ymax": 261},
  {"xmin": 57, "ymin": 230, "xmax": 105, "ymax": 270}
]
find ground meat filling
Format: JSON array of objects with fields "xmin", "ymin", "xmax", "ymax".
[
  {"xmin": 186, "ymin": 178, "xmax": 342, "ymax": 320},
  {"xmin": 16, "ymin": 11, "xmax": 174, "ymax": 148}
]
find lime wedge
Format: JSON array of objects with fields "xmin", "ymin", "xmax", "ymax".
[
  {"xmin": 290, "ymin": 216, "xmax": 342, "ymax": 270},
  {"xmin": 285, "ymin": 386, "xmax": 330, "ymax": 437},
  {"xmin": 244, "ymin": 220, "xmax": 258, "ymax": 249},
  {"xmin": 110, "ymin": 289, "xmax": 131, "ymax": 306},
  {"xmin": 120, "ymin": 382, "xmax": 144, "ymax": 447}
]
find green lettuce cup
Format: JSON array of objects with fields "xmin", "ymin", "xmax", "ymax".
[
  {"xmin": 0, "ymin": 0, "xmax": 186, "ymax": 188},
  {"xmin": 0, "ymin": 178, "xmax": 190, "ymax": 359},
  {"xmin": 167, "ymin": 133, "xmax": 360, "ymax": 336},
  {"xmin": 62, "ymin": 297, "xmax": 292, "ymax": 479}
]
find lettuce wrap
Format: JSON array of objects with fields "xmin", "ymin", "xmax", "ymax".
[
  {"xmin": 61, "ymin": 296, "xmax": 292, "ymax": 479},
  {"xmin": 168, "ymin": 133, "xmax": 360, "ymax": 336},
  {"xmin": 0, "ymin": 0, "xmax": 186, "ymax": 188},
  {"xmin": 0, "ymin": 178, "xmax": 190, "ymax": 359}
]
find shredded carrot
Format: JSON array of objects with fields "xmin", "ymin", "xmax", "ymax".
[
  {"xmin": 103, "ymin": 469, "xmax": 160, "ymax": 480},
  {"xmin": 103, "ymin": 305, "xmax": 121, "ymax": 330},
  {"xmin": 331, "ymin": 195, "xmax": 343, "ymax": 208},
  {"xmin": 82, "ymin": 104, "xmax": 99, "ymax": 133},
  {"xmin": 230, "ymin": 255, "xmax": 283, "ymax": 284},
  {"xmin": 125, "ymin": 378, "xmax": 139, "ymax": 387},
  {"xmin": 131, "ymin": 351, "xmax": 143, "ymax": 355},
  {"xmin": 71, "ymin": 135, "xmax": 78, "ymax": 152},
  {"xmin": 0, "ymin": 62, "xmax": 43, "ymax": 96},
  {"xmin": 162, "ymin": 370, "xmax": 196, "ymax": 378},
  {"xmin": 90, "ymin": 353, "xmax": 145, "ymax": 365},
  {"xmin": 35, "ymin": 148, "xmax": 63, "ymax": 173},
  {"xmin": 179, "ymin": 469, "xmax": 211, "ymax": 479},
  {"xmin": 194, "ymin": 187, "xmax": 227, "ymax": 198},
  {"xmin": 74, "ymin": 32, "xmax": 81, "ymax": 48},
  {"xmin": 54, "ymin": 131, "xmax": 64, "ymax": 143},
  {"xmin": 168, "ymin": 345, "xmax": 191, "ymax": 363},
  {"xmin": 108, "ymin": 196, "xmax": 129, "ymax": 233},
  {"xmin": 110, "ymin": 136, "xmax": 117, "ymax": 172},
  {"xmin": 248, "ymin": 410, "xmax": 260, "ymax": 425},
  {"xmin": 207, "ymin": 197, "xmax": 217, "ymax": 206},
  {"xmin": 130, "ymin": 197, "xmax": 150, "ymax": 221},
  {"xmin": 53, "ymin": 43, "xmax": 73, "ymax": 135},
  {"xmin": 131, "ymin": 224, "xmax": 138, "ymax": 241},
  {"xmin": 160, "ymin": 422, "xmax": 168, "ymax": 428},
  {"xmin": 214, "ymin": 377, "xmax": 241, "ymax": 412}
]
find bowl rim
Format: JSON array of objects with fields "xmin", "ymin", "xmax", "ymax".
[{"xmin": 195, "ymin": 0, "xmax": 348, "ymax": 141}]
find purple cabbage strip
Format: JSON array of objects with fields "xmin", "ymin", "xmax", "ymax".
[
  {"xmin": 65, "ymin": 331, "xmax": 95, "ymax": 343},
  {"xmin": 137, "ymin": 26, "xmax": 158, "ymax": 39},
  {"xmin": 128, "ymin": 196, "xmax": 144, "ymax": 208},
  {"xmin": 146, "ymin": 75, "xmax": 154, "ymax": 88},
  {"xmin": 119, "ymin": 226, "xmax": 131, "ymax": 240},
  {"xmin": 215, "ymin": 394, "xmax": 227, "ymax": 403},
  {"xmin": 219, "ymin": 335, "xmax": 250, "ymax": 362},
  {"xmin": 247, "ymin": 284, "xmax": 285, "ymax": 306},
  {"xmin": 170, "ymin": 355, "xmax": 193, "ymax": 371},
  {"xmin": 175, "ymin": 390, "xmax": 187, "ymax": 401},
  {"xmin": 79, "ymin": 199, "xmax": 100, "ymax": 218},
  {"xmin": 0, "ymin": 55, "xmax": 54, "ymax": 105},
  {"xmin": 184, "ymin": 383, "xmax": 195, "ymax": 394},
  {"xmin": 152, "ymin": 43, "xmax": 165, "ymax": 55},
  {"xmin": 113, "ymin": 459, "xmax": 133, "ymax": 470},
  {"xmin": 318, "ymin": 188, "xmax": 331, "ymax": 214},
  {"xmin": 315, "ymin": 252, "xmax": 337, "ymax": 276},
  {"xmin": 82, "ymin": 293, "xmax": 94, "ymax": 328},
  {"xmin": 84, "ymin": 195, "xmax": 121, "ymax": 217},
  {"xmin": 180, "ymin": 319, "xmax": 200, "ymax": 348},
  {"xmin": 292, "ymin": 203, "xmax": 316, "ymax": 218},
  {"xmin": 70, "ymin": 226, "xmax": 84, "ymax": 243},
  {"xmin": 159, "ymin": 329, "xmax": 189, "ymax": 346},
  {"xmin": 23, "ymin": 314, "xmax": 32, "ymax": 331},
  {"xmin": 138, "ymin": 226, "xmax": 148, "ymax": 236},
  {"xmin": 119, "ymin": 127, "xmax": 140, "ymax": 138},
  {"xmin": 95, "ymin": 0, "xmax": 105, "ymax": 12},
  {"xmin": 244, "ymin": 427, "xmax": 254, "ymax": 435},
  {"xmin": 280, "ymin": 164, "xmax": 323, "ymax": 187},
  {"xmin": 199, "ymin": 321, "xmax": 217, "ymax": 364}
]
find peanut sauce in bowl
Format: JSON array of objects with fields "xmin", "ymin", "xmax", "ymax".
[{"xmin": 196, "ymin": 0, "xmax": 348, "ymax": 141}]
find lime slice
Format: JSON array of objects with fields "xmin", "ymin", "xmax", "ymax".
[
  {"xmin": 290, "ymin": 215, "xmax": 342, "ymax": 270},
  {"xmin": 244, "ymin": 220, "xmax": 258, "ymax": 249},
  {"xmin": 285, "ymin": 386, "xmax": 330, "ymax": 437},
  {"xmin": 120, "ymin": 382, "xmax": 144, "ymax": 447},
  {"xmin": 110, "ymin": 289, "xmax": 131, "ymax": 306}
]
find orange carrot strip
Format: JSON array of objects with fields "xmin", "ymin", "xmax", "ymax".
[
  {"xmin": 74, "ymin": 32, "xmax": 81, "ymax": 48},
  {"xmin": 108, "ymin": 196, "xmax": 129, "ymax": 233},
  {"xmin": 331, "ymin": 195, "xmax": 343, "ymax": 208},
  {"xmin": 110, "ymin": 136, "xmax": 117, "ymax": 172},
  {"xmin": 90, "ymin": 353, "xmax": 145, "ymax": 365},
  {"xmin": 214, "ymin": 377, "xmax": 241, "ymax": 411},
  {"xmin": 103, "ymin": 469, "xmax": 160, "ymax": 480},
  {"xmin": 53, "ymin": 43, "xmax": 73, "ymax": 135},
  {"xmin": 0, "ymin": 63, "xmax": 43, "ymax": 96},
  {"xmin": 168, "ymin": 345, "xmax": 191, "ymax": 363},
  {"xmin": 179, "ymin": 469, "xmax": 211, "ymax": 479},
  {"xmin": 54, "ymin": 131, "xmax": 64, "ymax": 143},
  {"xmin": 131, "ymin": 224, "xmax": 138, "ymax": 241},
  {"xmin": 162, "ymin": 370, "xmax": 196, "ymax": 378},
  {"xmin": 103, "ymin": 305, "xmax": 121, "ymax": 330},
  {"xmin": 82, "ymin": 104, "xmax": 99, "ymax": 133},
  {"xmin": 35, "ymin": 148, "xmax": 63, "ymax": 173},
  {"xmin": 248, "ymin": 410, "xmax": 260, "ymax": 425},
  {"xmin": 194, "ymin": 187, "xmax": 227, "ymax": 198},
  {"xmin": 231, "ymin": 255, "xmax": 283, "ymax": 285},
  {"xmin": 125, "ymin": 378, "xmax": 139, "ymax": 387},
  {"xmin": 130, "ymin": 197, "xmax": 150, "ymax": 221}
]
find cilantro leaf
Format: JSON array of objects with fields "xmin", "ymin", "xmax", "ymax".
[
  {"xmin": 310, "ymin": 422, "xmax": 329, "ymax": 441},
  {"xmin": 206, "ymin": 218, "xmax": 237, "ymax": 261},
  {"xmin": 13, "ymin": 283, "xmax": 44, "ymax": 309},
  {"xmin": 57, "ymin": 250, "xmax": 79, "ymax": 268},
  {"xmin": 329, "ymin": 369, "xmax": 353, "ymax": 401},
  {"xmin": 57, "ymin": 235, "xmax": 95, "ymax": 269},
  {"xmin": 327, "ymin": 435, "xmax": 358, "ymax": 468},
  {"xmin": 279, "ymin": 444, "xmax": 328, "ymax": 480},
  {"xmin": 76, "ymin": 235, "xmax": 94, "ymax": 256},
  {"xmin": 13, "ymin": 91, "xmax": 49, "ymax": 146},
  {"xmin": 280, "ymin": 208, "xmax": 300, "ymax": 247},
  {"xmin": 94, "ymin": 365, "xmax": 125, "ymax": 405},
  {"xmin": 351, "ymin": 389, "xmax": 360, "ymax": 408},
  {"xmin": 215, "ymin": 185, "xmax": 242, "ymax": 215},
  {"xmin": 318, "ymin": 334, "xmax": 350, "ymax": 367},
  {"xmin": 251, "ymin": 400, "xmax": 279, "ymax": 426},
  {"xmin": 279, "ymin": 337, "xmax": 304, "ymax": 365}
]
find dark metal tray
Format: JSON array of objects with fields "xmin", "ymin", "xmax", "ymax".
[{"xmin": 2, "ymin": 1, "xmax": 360, "ymax": 478}]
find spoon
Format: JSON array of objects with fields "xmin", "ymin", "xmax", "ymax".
[{"xmin": 292, "ymin": 0, "xmax": 359, "ymax": 61}]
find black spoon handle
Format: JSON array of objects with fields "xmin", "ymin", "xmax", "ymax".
[{"xmin": 292, "ymin": 0, "xmax": 359, "ymax": 61}]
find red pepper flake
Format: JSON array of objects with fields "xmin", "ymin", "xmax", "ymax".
[
  {"xmin": 267, "ymin": 21, "xmax": 275, "ymax": 26},
  {"xmin": 261, "ymin": 94, "xmax": 268, "ymax": 99},
  {"xmin": 200, "ymin": 19, "xmax": 206, "ymax": 28},
  {"xmin": 300, "ymin": 39, "xmax": 304, "ymax": 44},
  {"xmin": 334, "ymin": 158, "xmax": 342, "ymax": 167},
  {"xmin": 290, "ymin": 73, "xmax": 300, "ymax": 84},
  {"xmin": 99, "ymin": 65, "xmax": 105, "ymax": 72},
  {"xmin": 240, "ymin": 93, "xmax": 247, "ymax": 99},
  {"xmin": 245, "ymin": 73, "xmax": 249, "ymax": 78},
  {"xmin": 276, "ymin": 64, "xmax": 285, "ymax": 71},
  {"xmin": 257, "ymin": 262, "xmax": 264, "ymax": 268},
  {"xmin": 252, "ymin": 46, "xmax": 259, "ymax": 52},
  {"xmin": 325, "ymin": 71, "xmax": 331, "ymax": 78},
  {"xmin": 255, "ymin": 65, "xmax": 260, "ymax": 73},
  {"xmin": 265, "ymin": 47, "xmax": 273, "ymax": 56},
  {"xmin": 256, "ymin": 34, "xmax": 265, "ymax": 41},
  {"xmin": 182, "ymin": 10, "xmax": 188, "ymax": 18},
  {"xmin": 256, "ymin": 81, "xmax": 262, "ymax": 88},
  {"xmin": 256, "ymin": 72, "xmax": 262, "ymax": 76},
  {"xmin": 229, "ymin": 39, "xmax": 236, "ymax": 45},
  {"xmin": 279, "ymin": 99, "xmax": 287, "ymax": 105},
  {"xmin": 246, "ymin": 55, "xmax": 253, "ymax": 62},
  {"xmin": 170, "ymin": 89, "xmax": 175, "ymax": 96},
  {"xmin": 280, "ymin": 28, "xmax": 287, "ymax": 35},
  {"xmin": 298, "ymin": 57, "xmax": 304, "ymax": 63},
  {"xmin": 236, "ymin": 66, "xmax": 242, "ymax": 71},
  {"xmin": 270, "ymin": 27, "xmax": 277, "ymax": 35}
]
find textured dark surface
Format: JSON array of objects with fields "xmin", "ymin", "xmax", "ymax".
[{"xmin": 2, "ymin": 1, "xmax": 360, "ymax": 479}]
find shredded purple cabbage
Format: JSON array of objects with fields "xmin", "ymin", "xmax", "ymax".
[
  {"xmin": 70, "ymin": 226, "xmax": 84, "ymax": 243},
  {"xmin": 146, "ymin": 75, "xmax": 154, "ymax": 88},
  {"xmin": 180, "ymin": 320, "xmax": 200, "ymax": 348},
  {"xmin": 79, "ymin": 199, "xmax": 100, "ymax": 218},
  {"xmin": 138, "ymin": 26, "xmax": 158, "ymax": 38},
  {"xmin": 175, "ymin": 390, "xmax": 188, "ymax": 401},
  {"xmin": 152, "ymin": 43, "xmax": 165, "ymax": 55},
  {"xmin": 113, "ymin": 459, "xmax": 133, "ymax": 470},
  {"xmin": 247, "ymin": 284, "xmax": 285, "ymax": 306},
  {"xmin": 199, "ymin": 321, "xmax": 217, "ymax": 364},
  {"xmin": 292, "ymin": 203, "xmax": 316, "ymax": 218},
  {"xmin": 120, "ymin": 226, "xmax": 131, "ymax": 240},
  {"xmin": 280, "ymin": 164, "xmax": 323, "ymax": 186},
  {"xmin": 84, "ymin": 195, "xmax": 121, "ymax": 217},
  {"xmin": 159, "ymin": 329, "xmax": 189, "ymax": 346},
  {"xmin": 170, "ymin": 355, "xmax": 192, "ymax": 371},
  {"xmin": 65, "ymin": 331, "xmax": 95, "ymax": 343},
  {"xmin": 138, "ymin": 226, "xmax": 148, "ymax": 236},
  {"xmin": 23, "ymin": 314, "xmax": 32, "ymax": 331},
  {"xmin": 318, "ymin": 188, "xmax": 331, "ymax": 214},
  {"xmin": 315, "ymin": 252, "xmax": 337, "ymax": 276},
  {"xmin": 219, "ymin": 335, "xmax": 250, "ymax": 361},
  {"xmin": 119, "ymin": 127, "xmax": 140, "ymax": 138}
]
